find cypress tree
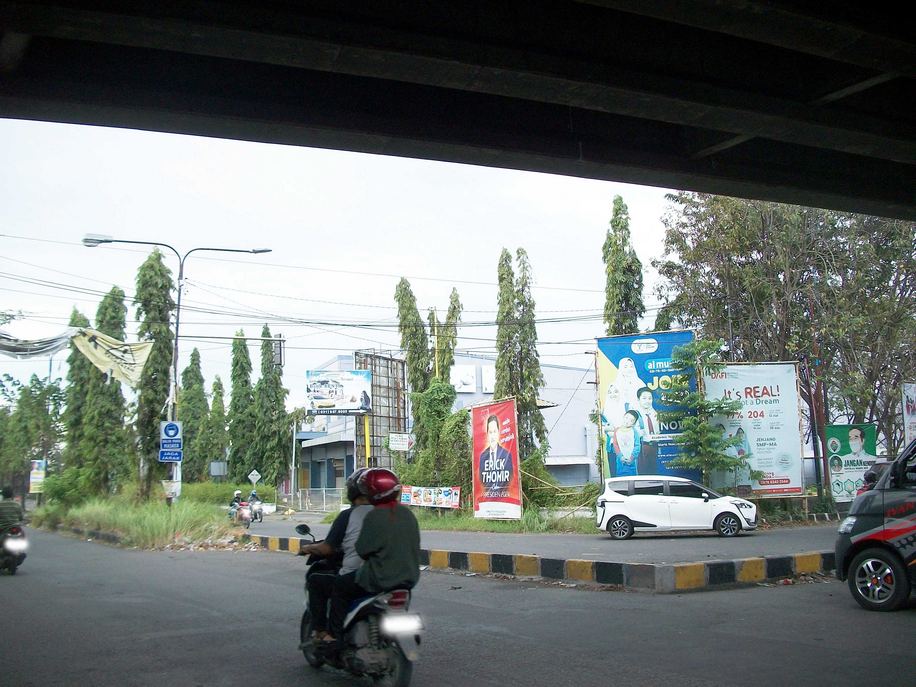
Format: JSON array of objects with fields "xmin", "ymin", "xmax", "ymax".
[
  {"xmin": 178, "ymin": 348, "xmax": 209, "ymax": 481},
  {"xmin": 395, "ymin": 278, "xmax": 432, "ymax": 447},
  {"xmin": 494, "ymin": 249, "xmax": 518, "ymax": 399},
  {"xmin": 80, "ymin": 287, "xmax": 131, "ymax": 493},
  {"xmin": 602, "ymin": 195, "xmax": 645, "ymax": 335},
  {"xmin": 228, "ymin": 330, "xmax": 255, "ymax": 482},
  {"xmin": 62, "ymin": 308, "xmax": 92, "ymax": 469},
  {"xmin": 134, "ymin": 249, "xmax": 175, "ymax": 498},
  {"xmin": 194, "ymin": 376, "xmax": 228, "ymax": 479},
  {"xmin": 253, "ymin": 325, "xmax": 289, "ymax": 486},
  {"xmin": 514, "ymin": 248, "xmax": 548, "ymax": 459}
]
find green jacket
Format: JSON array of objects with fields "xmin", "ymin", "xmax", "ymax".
[
  {"xmin": 355, "ymin": 504, "xmax": 421, "ymax": 593},
  {"xmin": 0, "ymin": 499, "xmax": 23, "ymax": 529}
]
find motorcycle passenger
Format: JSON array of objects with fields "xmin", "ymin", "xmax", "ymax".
[
  {"xmin": 0, "ymin": 486, "xmax": 24, "ymax": 529},
  {"xmin": 300, "ymin": 468, "xmax": 372, "ymax": 640},
  {"xmin": 248, "ymin": 489, "xmax": 260, "ymax": 503},
  {"xmin": 228, "ymin": 489, "xmax": 242, "ymax": 519},
  {"xmin": 326, "ymin": 468, "xmax": 420, "ymax": 650}
]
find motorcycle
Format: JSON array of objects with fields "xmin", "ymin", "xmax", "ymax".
[
  {"xmin": 234, "ymin": 502, "xmax": 252, "ymax": 529},
  {"xmin": 295, "ymin": 524, "xmax": 422, "ymax": 687},
  {"xmin": 1, "ymin": 524, "xmax": 28, "ymax": 575},
  {"xmin": 249, "ymin": 499, "xmax": 264, "ymax": 523}
]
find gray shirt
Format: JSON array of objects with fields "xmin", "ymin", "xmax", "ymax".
[{"xmin": 340, "ymin": 505, "xmax": 373, "ymax": 574}]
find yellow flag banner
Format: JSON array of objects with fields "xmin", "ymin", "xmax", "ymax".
[{"xmin": 71, "ymin": 328, "xmax": 154, "ymax": 389}]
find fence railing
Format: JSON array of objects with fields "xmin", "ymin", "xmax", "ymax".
[{"xmin": 295, "ymin": 488, "xmax": 346, "ymax": 512}]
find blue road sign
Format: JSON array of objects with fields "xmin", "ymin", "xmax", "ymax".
[
  {"xmin": 161, "ymin": 439, "xmax": 183, "ymax": 450},
  {"xmin": 163, "ymin": 422, "xmax": 181, "ymax": 439},
  {"xmin": 158, "ymin": 450, "xmax": 183, "ymax": 462}
]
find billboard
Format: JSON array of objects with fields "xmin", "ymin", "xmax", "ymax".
[
  {"xmin": 29, "ymin": 459, "xmax": 46, "ymax": 494},
  {"xmin": 596, "ymin": 330, "xmax": 698, "ymax": 480},
  {"xmin": 903, "ymin": 382, "xmax": 916, "ymax": 447},
  {"xmin": 471, "ymin": 399, "xmax": 522, "ymax": 519},
  {"xmin": 826, "ymin": 424, "xmax": 879, "ymax": 503},
  {"xmin": 305, "ymin": 369, "xmax": 372, "ymax": 415},
  {"xmin": 401, "ymin": 485, "xmax": 461, "ymax": 509},
  {"xmin": 704, "ymin": 363, "xmax": 804, "ymax": 496}
]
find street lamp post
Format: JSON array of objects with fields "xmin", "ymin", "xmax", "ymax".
[{"xmin": 82, "ymin": 233, "xmax": 271, "ymax": 496}]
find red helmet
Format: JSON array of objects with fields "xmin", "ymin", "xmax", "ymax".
[{"xmin": 358, "ymin": 468, "xmax": 402, "ymax": 505}]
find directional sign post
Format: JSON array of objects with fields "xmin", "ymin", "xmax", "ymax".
[{"xmin": 159, "ymin": 421, "xmax": 183, "ymax": 463}]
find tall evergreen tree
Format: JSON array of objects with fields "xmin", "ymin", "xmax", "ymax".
[
  {"xmin": 395, "ymin": 278, "xmax": 432, "ymax": 446},
  {"xmin": 62, "ymin": 308, "xmax": 91, "ymax": 469},
  {"xmin": 228, "ymin": 330, "xmax": 255, "ymax": 482},
  {"xmin": 80, "ymin": 287, "xmax": 132, "ymax": 494},
  {"xmin": 438, "ymin": 288, "xmax": 462, "ymax": 381},
  {"xmin": 134, "ymin": 250, "xmax": 175, "ymax": 498},
  {"xmin": 178, "ymin": 348, "xmax": 209, "ymax": 482},
  {"xmin": 194, "ymin": 376, "xmax": 228, "ymax": 477},
  {"xmin": 602, "ymin": 195, "xmax": 645, "ymax": 335},
  {"xmin": 494, "ymin": 249, "xmax": 518, "ymax": 399},
  {"xmin": 514, "ymin": 248, "xmax": 548, "ymax": 459},
  {"xmin": 253, "ymin": 325, "xmax": 289, "ymax": 486},
  {"xmin": 494, "ymin": 248, "xmax": 548, "ymax": 460}
]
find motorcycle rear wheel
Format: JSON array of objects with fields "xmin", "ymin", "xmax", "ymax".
[
  {"xmin": 299, "ymin": 609, "xmax": 324, "ymax": 668},
  {"xmin": 372, "ymin": 641, "xmax": 412, "ymax": 687}
]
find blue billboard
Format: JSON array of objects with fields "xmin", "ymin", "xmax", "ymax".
[{"xmin": 596, "ymin": 330, "xmax": 698, "ymax": 480}]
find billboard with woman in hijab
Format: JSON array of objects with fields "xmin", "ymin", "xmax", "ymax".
[{"xmin": 596, "ymin": 330, "xmax": 698, "ymax": 480}]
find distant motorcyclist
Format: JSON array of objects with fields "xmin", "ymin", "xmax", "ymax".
[
  {"xmin": 300, "ymin": 468, "xmax": 372, "ymax": 640},
  {"xmin": 228, "ymin": 489, "xmax": 242, "ymax": 519},
  {"xmin": 248, "ymin": 489, "xmax": 260, "ymax": 503},
  {"xmin": 0, "ymin": 486, "xmax": 24, "ymax": 529},
  {"xmin": 327, "ymin": 468, "xmax": 420, "ymax": 648}
]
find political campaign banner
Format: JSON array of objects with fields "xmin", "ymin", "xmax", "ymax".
[
  {"xmin": 704, "ymin": 363, "xmax": 804, "ymax": 496},
  {"xmin": 29, "ymin": 459, "xmax": 46, "ymax": 494},
  {"xmin": 903, "ymin": 382, "xmax": 916, "ymax": 447},
  {"xmin": 305, "ymin": 369, "xmax": 372, "ymax": 415},
  {"xmin": 471, "ymin": 399, "xmax": 522, "ymax": 519},
  {"xmin": 400, "ymin": 485, "xmax": 461, "ymax": 509},
  {"xmin": 596, "ymin": 330, "xmax": 699, "ymax": 481},
  {"xmin": 826, "ymin": 424, "xmax": 879, "ymax": 503}
]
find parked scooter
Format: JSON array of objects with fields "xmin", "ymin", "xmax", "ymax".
[
  {"xmin": 1, "ymin": 524, "xmax": 28, "ymax": 575},
  {"xmin": 295, "ymin": 524, "xmax": 421, "ymax": 687}
]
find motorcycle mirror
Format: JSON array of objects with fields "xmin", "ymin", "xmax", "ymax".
[{"xmin": 295, "ymin": 524, "xmax": 312, "ymax": 537}]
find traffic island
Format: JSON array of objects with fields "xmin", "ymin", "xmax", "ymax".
[{"xmin": 261, "ymin": 535, "xmax": 835, "ymax": 593}]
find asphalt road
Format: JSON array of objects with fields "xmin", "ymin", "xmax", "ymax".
[
  {"xmin": 2, "ymin": 529, "xmax": 912, "ymax": 687},
  {"xmin": 254, "ymin": 513, "xmax": 839, "ymax": 563}
]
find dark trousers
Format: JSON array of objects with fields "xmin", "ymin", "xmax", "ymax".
[
  {"xmin": 306, "ymin": 569, "xmax": 337, "ymax": 632},
  {"xmin": 329, "ymin": 571, "xmax": 369, "ymax": 642}
]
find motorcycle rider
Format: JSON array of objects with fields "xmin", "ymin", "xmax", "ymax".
[
  {"xmin": 0, "ymin": 486, "xmax": 24, "ymax": 529},
  {"xmin": 326, "ymin": 468, "xmax": 420, "ymax": 651},
  {"xmin": 248, "ymin": 489, "xmax": 260, "ymax": 503},
  {"xmin": 300, "ymin": 468, "xmax": 372, "ymax": 640},
  {"xmin": 228, "ymin": 489, "xmax": 242, "ymax": 519}
]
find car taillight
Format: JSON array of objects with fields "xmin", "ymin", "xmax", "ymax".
[
  {"xmin": 8, "ymin": 526, "xmax": 22, "ymax": 536},
  {"xmin": 385, "ymin": 590, "xmax": 410, "ymax": 609}
]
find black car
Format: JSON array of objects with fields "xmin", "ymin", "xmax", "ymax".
[{"xmin": 835, "ymin": 439, "xmax": 916, "ymax": 611}]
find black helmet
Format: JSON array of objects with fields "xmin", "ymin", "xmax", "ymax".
[{"xmin": 346, "ymin": 468, "xmax": 369, "ymax": 503}]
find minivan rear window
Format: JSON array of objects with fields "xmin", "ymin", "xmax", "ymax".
[
  {"xmin": 605, "ymin": 480, "xmax": 629, "ymax": 495},
  {"xmin": 633, "ymin": 480, "xmax": 664, "ymax": 496}
]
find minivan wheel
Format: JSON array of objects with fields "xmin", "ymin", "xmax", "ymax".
[
  {"xmin": 848, "ymin": 548, "xmax": 910, "ymax": 612},
  {"xmin": 714, "ymin": 512, "xmax": 741, "ymax": 537},
  {"xmin": 607, "ymin": 515, "xmax": 634, "ymax": 540}
]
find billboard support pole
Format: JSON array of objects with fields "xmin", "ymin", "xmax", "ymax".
[{"xmin": 364, "ymin": 414, "xmax": 371, "ymax": 468}]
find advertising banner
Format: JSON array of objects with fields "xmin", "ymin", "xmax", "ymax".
[
  {"xmin": 306, "ymin": 370, "xmax": 372, "ymax": 415},
  {"xmin": 400, "ymin": 485, "xmax": 461, "ymax": 509},
  {"xmin": 471, "ymin": 399, "xmax": 522, "ymax": 519},
  {"xmin": 29, "ymin": 459, "xmax": 46, "ymax": 494},
  {"xmin": 826, "ymin": 424, "xmax": 879, "ymax": 502},
  {"xmin": 596, "ymin": 330, "xmax": 698, "ymax": 480},
  {"xmin": 704, "ymin": 363, "xmax": 804, "ymax": 496},
  {"xmin": 903, "ymin": 382, "xmax": 916, "ymax": 447}
]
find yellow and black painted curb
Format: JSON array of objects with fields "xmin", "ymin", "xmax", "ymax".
[{"xmin": 251, "ymin": 535, "xmax": 836, "ymax": 594}]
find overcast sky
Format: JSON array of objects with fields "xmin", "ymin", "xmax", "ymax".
[{"xmin": 0, "ymin": 117, "xmax": 676, "ymax": 407}]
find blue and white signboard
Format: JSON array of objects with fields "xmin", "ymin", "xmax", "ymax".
[
  {"xmin": 596, "ymin": 330, "xmax": 698, "ymax": 480},
  {"xmin": 159, "ymin": 421, "xmax": 183, "ymax": 462}
]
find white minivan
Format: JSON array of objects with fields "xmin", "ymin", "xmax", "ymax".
[{"xmin": 596, "ymin": 475, "xmax": 758, "ymax": 539}]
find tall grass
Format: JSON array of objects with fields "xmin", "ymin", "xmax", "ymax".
[
  {"xmin": 33, "ymin": 497, "xmax": 235, "ymax": 548},
  {"xmin": 410, "ymin": 508, "xmax": 597, "ymax": 534}
]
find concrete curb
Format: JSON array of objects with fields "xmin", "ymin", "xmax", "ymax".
[{"xmin": 252, "ymin": 535, "xmax": 836, "ymax": 594}]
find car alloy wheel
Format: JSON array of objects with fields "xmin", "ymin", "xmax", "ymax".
[
  {"xmin": 714, "ymin": 513, "xmax": 741, "ymax": 537},
  {"xmin": 607, "ymin": 515, "xmax": 633, "ymax": 540},
  {"xmin": 848, "ymin": 548, "xmax": 910, "ymax": 612}
]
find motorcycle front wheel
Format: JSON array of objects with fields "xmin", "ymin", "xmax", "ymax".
[
  {"xmin": 299, "ymin": 609, "xmax": 324, "ymax": 668},
  {"xmin": 372, "ymin": 641, "xmax": 412, "ymax": 687}
]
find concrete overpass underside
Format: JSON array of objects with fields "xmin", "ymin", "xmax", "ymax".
[{"xmin": 1, "ymin": 1, "xmax": 913, "ymax": 219}]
